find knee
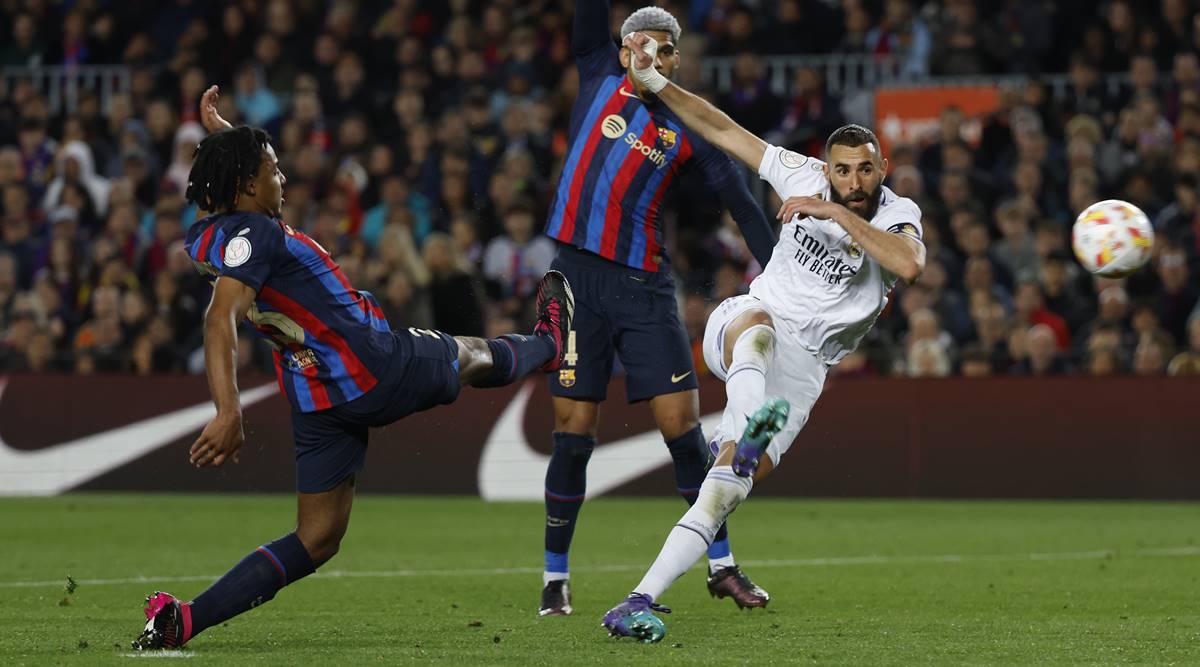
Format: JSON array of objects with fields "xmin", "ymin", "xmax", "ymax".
[
  {"xmin": 552, "ymin": 431, "xmax": 595, "ymax": 461},
  {"xmin": 725, "ymin": 311, "xmax": 776, "ymax": 366},
  {"xmin": 455, "ymin": 337, "xmax": 493, "ymax": 381},
  {"xmin": 657, "ymin": 404, "xmax": 700, "ymax": 442},
  {"xmin": 296, "ymin": 523, "xmax": 346, "ymax": 567},
  {"xmin": 553, "ymin": 402, "xmax": 599, "ymax": 436}
]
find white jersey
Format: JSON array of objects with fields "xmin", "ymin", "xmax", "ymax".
[{"xmin": 750, "ymin": 144, "xmax": 923, "ymax": 365}]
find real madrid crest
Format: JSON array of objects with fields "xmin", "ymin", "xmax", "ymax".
[
  {"xmin": 779, "ymin": 150, "xmax": 807, "ymax": 169},
  {"xmin": 847, "ymin": 241, "xmax": 863, "ymax": 259}
]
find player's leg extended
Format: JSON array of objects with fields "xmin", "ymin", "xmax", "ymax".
[
  {"xmin": 620, "ymin": 284, "xmax": 768, "ymax": 608},
  {"xmin": 457, "ymin": 270, "xmax": 575, "ymax": 386},
  {"xmin": 602, "ymin": 430, "xmax": 788, "ymax": 642},
  {"xmin": 133, "ymin": 477, "xmax": 353, "ymax": 650},
  {"xmin": 648, "ymin": 391, "xmax": 737, "ymax": 573}
]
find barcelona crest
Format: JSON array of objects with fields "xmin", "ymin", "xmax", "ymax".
[
  {"xmin": 658, "ymin": 127, "xmax": 677, "ymax": 149},
  {"xmin": 559, "ymin": 369, "xmax": 576, "ymax": 387}
]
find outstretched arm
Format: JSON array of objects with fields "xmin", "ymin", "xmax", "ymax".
[
  {"xmin": 624, "ymin": 33, "xmax": 767, "ymax": 170},
  {"xmin": 777, "ymin": 197, "xmax": 925, "ymax": 284}
]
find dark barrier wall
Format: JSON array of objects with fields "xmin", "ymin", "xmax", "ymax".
[{"xmin": 0, "ymin": 373, "xmax": 1197, "ymax": 498}]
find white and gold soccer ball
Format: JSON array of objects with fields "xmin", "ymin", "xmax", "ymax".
[{"xmin": 1071, "ymin": 199, "xmax": 1154, "ymax": 278}]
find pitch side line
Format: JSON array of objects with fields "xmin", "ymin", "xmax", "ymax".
[{"xmin": 3, "ymin": 546, "xmax": 1198, "ymax": 590}]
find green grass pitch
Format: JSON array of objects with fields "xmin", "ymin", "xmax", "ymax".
[{"xmin": 2, "ymin": 495, "xmax": 1198, "ymax": 665}]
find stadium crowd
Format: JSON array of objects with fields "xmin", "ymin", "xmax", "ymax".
[{"xmin": 1, "ymin": 0, "xmax": 1199, "ymax": 378}]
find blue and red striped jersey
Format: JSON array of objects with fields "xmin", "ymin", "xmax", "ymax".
[
  {"xmin": 545, "ymin": 29, "xmax": 743, "ymax": 272},
  {"xmin": 185, "ymin": 212, "xmax": 393, "ymax": 413}
]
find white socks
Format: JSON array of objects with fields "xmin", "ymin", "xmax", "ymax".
[
  {"xmin": 725, "ymin": 324, "xmax": 776, "ymax": 440},
  {"xmin": 634, "ymin": 466, "xmax": 753, "ymax": 600},
  {"xmin": 543, "ymin": 571, "xmax": 568, "ymax": 586}
]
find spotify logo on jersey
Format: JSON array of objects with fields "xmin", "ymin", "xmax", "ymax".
[{"xmin": 601, "ymin": 114, "xmax": 627, "ymax": 139}]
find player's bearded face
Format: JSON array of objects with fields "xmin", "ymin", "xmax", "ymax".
[{"xmin": 827, "ymin": 144, "xmax": 886, "ymax": 220}]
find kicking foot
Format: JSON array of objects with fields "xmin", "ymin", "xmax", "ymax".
[
  {"xmin": 538, "ymin": 579, "xmax": 573, "ymax": 616},
  {"xmin": 601, "ymin": 593, "xmax": 671, "ymax": 643},
  {"xmin": 533, "ymin": 270, "xmax": 575, "ymax": 372},
  {"xmin": 131, "ymin": 592, "xmax": 192, "ymax": 650},
  {"xmin": 707, "ymin": 565, "xmax": 770, "ymax": 608},
  {"xmin": 732, "ymin": 397, "xmax": 790, "ymax": 477}
]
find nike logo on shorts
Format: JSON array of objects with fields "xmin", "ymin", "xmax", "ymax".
[{"xmin": 671, "ymin": 371, "xmax": 693, "ymax": 384}]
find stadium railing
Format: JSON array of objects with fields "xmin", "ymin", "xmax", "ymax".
[
  {"xmin": 2, "ymin": 65, "xmax": 133, "ymax": 116},
  {"xmin": 700, "ymin": 53, "xmax": 1130, "ymax": 98}
]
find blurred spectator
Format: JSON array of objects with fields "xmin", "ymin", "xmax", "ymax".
[
  {"xmin": 42, "ymin": 141, "xmax": 110, "ymax": 218},
  {"xmin": 992, "ymin": 201, "xmax": 1038, "ymax": 280},
  {"xmin": 907, "ymin": 338, "xmax": 952, "ymax": 377},
  {"xmin": 1012, "ymin": 323, "xmax": 1072, "ymax": 376},
  {"xmin": 865, "ymin": 0, "xmax": 932, "ymax": 77},
  {"xmin": 719, "ymin": 53, "xmax": 784, "ymax": 136},
  {"xmin": 958, "ymin": 343, "xmax": 993, "ymax": 377},
  {"xmin": 423, "ymin": 232, "xmax": 484, "ymax": 337},
  {"xmin": 234, "ymin": 65, "xmax": 283, "ymax": 128},
  {"xmin": 1167, "ymin": 311, "xmax": 1200, "ymax": 375},
  {"xmin": 482, "ymin": 199, "xmax": 555, "ymax": 328},
  {"xmin": 1133, "ymin": 332, "xmax": 1174, "ymax": 375},
  {"xmin": 929, "ymin": 0, "xmax": 1004, "ymax": 76},
  {"xmin": 1014, "ymin": 280, "xmax": 1071, "ymax": 349}
]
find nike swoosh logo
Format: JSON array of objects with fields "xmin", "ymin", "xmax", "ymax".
[
  {"xmin": 671, "ymin": 371, "xmax": 693, "ymax": 383},
  {"xmin": 0, "ymin": 380, "xmax": 278, "ymax": 496},
  {"xmin": 618, "ymin": 88, "xmax": 640, "ymax": 99},
  {"xmin": 477, "ymin": 382, "xmax": 723, "ymax": 500}
]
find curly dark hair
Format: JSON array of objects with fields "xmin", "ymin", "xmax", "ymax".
[{"xmin": 184, "ymin": 126, "xmax": 272, "ymax": 212}]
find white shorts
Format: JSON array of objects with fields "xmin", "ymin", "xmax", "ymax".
[{"xmin": 702, "ymin": 295, "xmax": 828, "ymax": 468}]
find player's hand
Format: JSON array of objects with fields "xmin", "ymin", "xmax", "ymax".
[
  {"xmin": 199, "ymin": 85, "xmax": 234, "ymax": 133},
  {"xmin": 189, "ymin": 411, "xmax": 244, "ymax": 468},
  {"xmin": 622, "ymin": 33, "xmax": 656, "ymax": 71},
  {"xmin": 777, "ymin": 196, "xmax": 844, "ymax": 223}
]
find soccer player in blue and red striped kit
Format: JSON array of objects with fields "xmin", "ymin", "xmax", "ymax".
[
  {"xmin": 132, "ymin": 88, "xmax": 574, "ymax": 650},
  {"xmin": 537, "ymin": 2, "xmax": 777, "ymax": 615}
]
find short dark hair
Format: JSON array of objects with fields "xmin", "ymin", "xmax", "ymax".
[
  {"xmin": 185, "ymin": 126, "xmax": 272, "ymax": 212},
  {"xmin": 825, "ymin": 124, "xmax": 882, "ymax": 160}
]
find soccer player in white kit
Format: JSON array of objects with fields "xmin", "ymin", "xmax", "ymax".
[{"xmin": 602, "ymin": 33, "xmax": 926, "ymax": 642}]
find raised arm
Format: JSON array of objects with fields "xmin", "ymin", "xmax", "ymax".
[
  {"xmin": 574, "ymin": 0, "xmax": 614, "ymax": 57},
  {"xmin": 199, "ymin": 85, "xmax": 234, "ymax": 133},
  {"xmin": 623, "ymin": 33, "xmax": 766, "ymax": 170}
]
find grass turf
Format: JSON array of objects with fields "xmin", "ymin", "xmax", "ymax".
[{"xmin": 1, "ymin": 495, "xmax": 1198, "ymax": 665}]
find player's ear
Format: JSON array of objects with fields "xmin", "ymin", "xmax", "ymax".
[
  {"xmin": 619, "ymin": 45, "xmax": 630, "ymax": 69},
  {"xmin": 879, "ymin": 157, "xmax": 889, "ymax": 178}
]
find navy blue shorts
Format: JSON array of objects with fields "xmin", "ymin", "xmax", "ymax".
[
  {"xmin": 548, "ymin": 244, "xmax": 698, "ymax": 403},
  {"xmin": 290, "ymin": 328, "xmax": 461, "ymax": 493}
]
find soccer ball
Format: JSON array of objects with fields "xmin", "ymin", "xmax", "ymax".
[{"xmin": 1071, "ymin": 199, "xmax": 1154, "ymax": 278}]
